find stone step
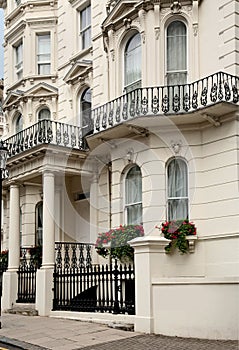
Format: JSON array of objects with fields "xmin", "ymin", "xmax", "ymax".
[{"xmin": 5, "ymin": 304, "xmax": 38, "ymax": 316}]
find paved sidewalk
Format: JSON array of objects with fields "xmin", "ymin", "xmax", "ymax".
[{"xmin": 0, "ymin": 313, "xmax": 238, "ymax": 350}]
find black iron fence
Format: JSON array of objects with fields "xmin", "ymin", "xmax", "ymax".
[
  {"xmin": 92, "ymin": 71, "xmax": 238, "ymax": 132},
  {"xmin": 17, "ymin": 247, "xmax": 42, "ymax": 304},
  {"xmin": 3, "ymin": 119, "xmax": 92, "ymax": 158},
  {"xmin": 53, "ymin": 242, "xmax": 135, "ymax": 315}
]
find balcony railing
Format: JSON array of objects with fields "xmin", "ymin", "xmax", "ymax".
[
  {"xmin": 1, "ymin": 72, "xmax": 238, "ymax": 160},
  {"xmin": 92, "ymin": 71, "xmax": 238, "ymax": 133},
  {"xmin": 3, "ymin": 119, "xmax": 93, "ymax": 158}
]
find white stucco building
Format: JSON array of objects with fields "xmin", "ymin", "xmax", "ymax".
[{"xmin": 0, "ymin": 0, "xmax": 238, "ymax": 340}]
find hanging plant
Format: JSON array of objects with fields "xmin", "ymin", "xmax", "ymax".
[
  {"xmin": 95, "ymin": 224, "xmax": 144, "ymax": 263},
  {"xmin": 158, "ymin": 219, "xmax": 197, "ymax": 254},
  {"xmin": 0, "ymin": 249, "xmax": 8, "ymax": 272}
]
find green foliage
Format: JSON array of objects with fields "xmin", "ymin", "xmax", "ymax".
[
  {"xmin": 95, "ymin": 225, "xmax": 144, "ymax": 263},
  {"xmin": 160, "ymin": 219, "xmax": 197, "ymax": 254},
  {"xmin": 0, "ymin": 249, "xmax": 8, "ymax": 271},
  {"xmin": 29, "ymin": 246, "xmax": 42, "ymax": 268}
]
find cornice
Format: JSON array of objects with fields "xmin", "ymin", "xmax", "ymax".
[{"xmin": 4, "ymin": 20, "xmax": 26, "ymax": 42}]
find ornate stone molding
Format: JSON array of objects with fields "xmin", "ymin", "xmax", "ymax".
[
  {"xmin": 171, "ymin": 1, "xmax": 182, "ymax": 14},
  {"xmin": 193, "ymin": 23, "xmax": 198, "ymax": 36},
  {"xmin": 123, "ymin": 17, "xmax": 132, "ymax": 30},
  {"xmin": 155, "ymin": 27, "xmax": 160, "ymax": 40},
  {"xmin": 171, "ymin": 140, "xmax": 182, "ymax": 154}
]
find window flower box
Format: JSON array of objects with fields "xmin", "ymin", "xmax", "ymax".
[
  {"xmin": 157, "ymin": 220, "xmax": 197, "ymax": 254},
  {"xmin": 95, "ymin": 224, "xmax": 144, "ymax": 263}
]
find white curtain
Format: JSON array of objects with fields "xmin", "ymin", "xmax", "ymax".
[
  {"xmin": 167, "ymin": 21, "xmax": 187, "ymax": 86},
  {"xmin": 37, "ymin": 34, "xmax": 51, "ymax": 74},
  {"xmin": 16, "ymin": 114, "xmax": 23, "ymax": 133},
  {"xmin": 125, "ymin": 165, "xmax": 142, "ymax": 224},
  {"xmin": 36, "ymin": 202, "xmax": 43, "ymax": 246},
  {"xmin": 125, "ymin": 33, "xmax": 142, "ymax": 90},
  {"xmin": 80, "ymin": 88, "xmax": 92, "ymax": 128},
  {"xmin": 38, "ymin": 108, "xmax": 51, "ymax": 121},
  {"xmin": 167, "ymin": 159, "xmax": 188, "ymax": 220}
]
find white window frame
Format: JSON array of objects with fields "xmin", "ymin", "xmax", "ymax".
[
  {"xmin": 14, "ymin": 40, "xmax": 23, "ymax": 80},
  {"xmin": 166, "ymin": 19, "xmax": 188, "ymax": 86},
  {"xmin": 166, "ymin": 158, "xmax": 189, "ymax": 221},
  {"xmin": 78, "ymin": 88, "xmax": 92, "ymax": 129},
  {"xmin": 37, "ymin": 33, "xmax": 51, "ymax": 75},
  {"xmin": 124, "ymin": 32, "xmax": 142, "ymax": 93},
  {"xmin": 79, "ymin": 4, "xmax": 91, "ymax": 50},
  {"xmin": 124, "ymin": 165, "xmax": 142, "ymax": 225},
  {"xmin": 15, "ymin": 113, "xmax": 23, "ymax": 133}
]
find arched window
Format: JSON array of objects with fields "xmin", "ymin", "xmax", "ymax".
[
  {"xmin": 79, "ymin": 88, "xmax": 92, "ymax": 131},
  {"xmin": 124, "ymin": 33, "xmax": 141, "ymax": 92},
  {"xmin": 38, "ymin": 108, "xmax": 51, "ymax": 121},
  {"xmin": 16, "ymin": 113, "xmax": 23, "ymax": 133},
  {"xmin": 35, "ymin": 202, "xmax": 43, "ymax": 246},
  {"xmin": 166, "ymin": 21, "xmax": 187, "ymax": 86},
  {"xmin": 125, "ymin": 165, "xmax": 142, "ymax": 224},
  {"xmin": 167, "ymin": 158, "xmax": 188, "ymax": 221}
]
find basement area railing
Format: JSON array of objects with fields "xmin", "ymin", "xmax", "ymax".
[
  {"xmin": 53, "ymin": 242, "xmax": 135, "ymax": 314},
  {"xmin": 92, "ymin": 71, "xmax": 238, "ymax": 132}
]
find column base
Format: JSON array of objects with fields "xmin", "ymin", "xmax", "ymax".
[
  {"xmin": 2, "ymin": 271, "xmax": 18, "ymax": 311},
  {"xmin": 36, "ymin": 267, "xmax": 54, "ymax": 316},
  {"xmin": 134, "ymin": 316, "xmax": 154, "ymax": 333}
]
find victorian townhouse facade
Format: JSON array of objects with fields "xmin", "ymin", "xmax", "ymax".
[{"xmin": 0, "ymin": 0, "xmax": 238, "ymax": 340}]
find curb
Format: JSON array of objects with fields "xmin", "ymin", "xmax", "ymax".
[{"xmin": 0, "ymin": 336, "xmax": 48, "ymax": 350}]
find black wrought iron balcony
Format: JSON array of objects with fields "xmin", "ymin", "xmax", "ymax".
[
  {"xmin": 92, "ymin": 71, "xmax": 238, "ymax": 133},
  {"xmin": 3, "ymin": 119, "xmax": 93, "ymax": 158}
]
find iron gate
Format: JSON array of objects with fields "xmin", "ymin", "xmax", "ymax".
[
  {"xmin": 17, "ymin": 247, "xmax": 42, "ymax": 303},
  {"xmin": 53, "ymin": 242, "xmax": 135, "ymax": 314}
]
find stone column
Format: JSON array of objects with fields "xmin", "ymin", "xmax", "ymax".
[
  {"xmin": 36, "ymin": 171, "xmax": 55, "ymax": 316},
  {"xmin": 90, "ymin": 174, "xmax": 98, "ymax": 243},
  {"xmin": 129, "ymin": 231, "xmax": 170, "ymax": 333},
  {"xmin": 42, "ymin": 171, "xmax": 55, "ymax": 268},
  {"xmin": 2, "ymin": 184, "xmax": 20, "ymax": 310}
]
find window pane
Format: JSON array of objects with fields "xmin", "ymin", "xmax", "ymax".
[
  {"xmin": 125, "ymin": 165, "xmax": 142, "ymax": 225},
  {"xmin": 168, "ymin": 199, "xmax": 188, "ymax": 221},
  {"xmin": 38, "ymin": 64, "xmax": 51, "ymax": 75},
  {"xmin": 167, "ymin": 21, "xmax": 187, "ymax": 85},
  {"xmin": 15, "ymin": 42, "xmax": 23, "ymax": 79},
  {"xmin": 127, "ymin": 203, "xmax": 142, "ymax": 225},
  {"xmin": 16, "ymin": 114, "xmax": 23, "ymax": 133},
  {"xmin": 36, "ymin": 202, "xmax": 43, "ymax": 246},
  {"xmin": 80, "ymin": 88, "xmax": 92, "ymax": 128},
  {"xmin": 167, "ymin": 159, "xmax": 188, "ymax": 197},
  {"xmin": 80, "ymin": 5, "xmax": 91, "ymax": 49},
  {"xmin": 125, "ymin": 166, "xmax": 142, "ymax": 205},
  {"xmin": 37, "ymin": 33, "xmax": 51, "ymax": 74},
  {"xmin": 167, "ymin": 158, "xmax": 188, "ymax": 221},
  {"xmin": 38, "ymin": 34, "xmax": 50, "ymax": 54},
  {"xmin": 125, "ymin": 33, "xmax": 141, "ymax": 88},
  {"xmin": 39, "ymin": 108, "xmax": 51, "ymax": 120}
]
